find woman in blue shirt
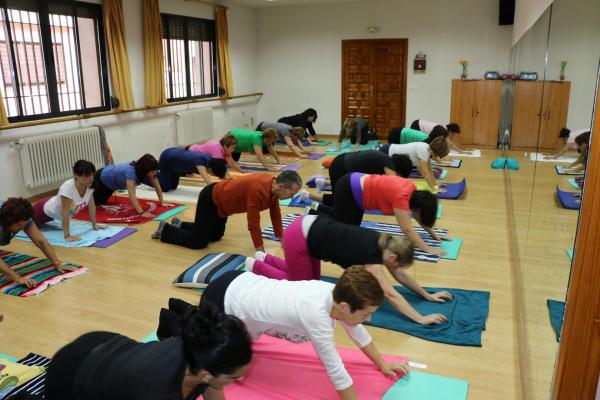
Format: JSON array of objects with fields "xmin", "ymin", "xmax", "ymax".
[
  {"xmin": 158, "ymin": 147, "xmax": 228, "ymax": 190},
  {"xmin": 92, "ymin": 154, "xmax": 163, "ymax": 218}
]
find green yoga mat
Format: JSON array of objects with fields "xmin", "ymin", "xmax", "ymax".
[
  {"xmin": 441, "ymin": 238, "xmax": 463, "ymax": 260},
  {"xmin": 142, "ymin": 331, "xmax": 158, "ymax": 343},
  {"xmin": 439, "ymin": 169, "xmax": 448, "ymax": 180},
  {"xmin": 0, "ymin": 353, "xmax": 17, "ymax": 362},
  {"xmin": 154, "ymin": 205, "xmax": 188, "ymax": 221},
  {"xmin": 437, "ymin": 204, "xmax": 443, "ymax": 219},
  {"xmin": 279, "ymin": 198, "xmax": 292, "ymax": 206},
  {"xmin": 382, "ymin": 371, "xmax": 468, "ymax": 400},
  {"xmin": 567, "ymin": 178, "xmax": 581, "ymax": 190},
  {"xmin": 566, "ymin": 249, "xmax": 574, "ymax": 260}
]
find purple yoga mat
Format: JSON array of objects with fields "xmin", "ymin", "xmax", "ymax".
[
  {"xmin": 307, "ymin": 153, "xmax": 326, "ymax": 160},
  {"xmin": 91, "ymin": 227, "xmax": 137, "ymax": 248},
  {"xmin": 281, "ymin": 164, "xmax": 303, "ymax": 171}
]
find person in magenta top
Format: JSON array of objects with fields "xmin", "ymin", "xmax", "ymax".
[
  {"xmin": 187, "ymin": 134, "xmax": 243, "ymax": 176},
  {"xmin": 312, "ymin": 173, "xmax": 446, "ymax": 256}
]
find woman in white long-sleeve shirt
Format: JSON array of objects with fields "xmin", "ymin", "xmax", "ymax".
[{"xmin": 159, "ymin": 267, "xmax": 409, "ymax": 400}]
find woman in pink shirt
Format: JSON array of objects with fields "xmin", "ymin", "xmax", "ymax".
[{"xmin": 188, "ymin": 134, "xmax": 244, "ymax": 175}]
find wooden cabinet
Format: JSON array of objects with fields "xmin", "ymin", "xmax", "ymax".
[
  {"xmin": 511, "ymin": 80, "xmax": 570, "ymax": 150},
  {"xmin": 450, "ymin": 80, "xmax": 501, "ymax": 147}
]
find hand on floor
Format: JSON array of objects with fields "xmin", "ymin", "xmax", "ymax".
[
  {"xmin": 16, "ymin": 277, "xmax": 37, "ymax": 287},
  {"xmin": 380, "ymin": 361, "xmax": 410, "ymax": 378}
]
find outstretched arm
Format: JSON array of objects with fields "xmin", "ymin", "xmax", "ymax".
[
  {"xmin": 254, "ymin": 145, "xmax": 279, "ymax": 171},
  {"xmin": 393, "ymin": 208, "xmax": 444, "ymax": 255}
]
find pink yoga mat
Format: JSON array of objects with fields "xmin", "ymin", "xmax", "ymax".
[{"xmin": 223, "ymin": 336, "xmax": 408, "ymax": 400}]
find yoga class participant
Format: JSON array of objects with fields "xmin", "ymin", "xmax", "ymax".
[
  {"xmin": 32, "ymin": 160, "xmax": 105, "ymax": 242},
  {"xmin": 278, "ymin": 108, "xmax": 319, "ymax": 144},
  {"xmin": 337, "ymin": 117, "xmax": 369, "ymax": 151},
  {"xmin": 310, "ymin": 150, "xmax": 413, "ymax": 206},
  {"xmin": 249, "ymin": 214, "xmax": 452, "ymax": 325},
  {"xmin": 311, "ymin": 173, "xmax": 446, "ymax": 256},
  {"xmin": 0, "ymin": 198, "xmax": 74, "ymax": 287},
  {"xmin": 152, "ymin": 171, "xmax": 302, "ymax": 251},
  {"xmin": 387, "ymin": 125, "xmax": 448, "ymax": 145},
  {"xmin": 257, "ymin": 121, "xmax": 311, "ymax": 158},
  {"xmin": 45, "ymin": 303, "xmax": 252, "ymax": 400},
  {"xmin": 545, "ymin": 127, "xmax": 590, "ymax": 159},
  {"xmin": 410, "ymin": 119, "xmax": 467, "ymax": 153},
  {"xmin": 92, "ymin": 154, "xmax": 164, "ymax": 218},
  {"xmin": 378, "ymin": 137, "xmax": 449, "ymax": 190},
  {"xmin": 160, "ymin": 267, "xmax": 409, "ymax": 400},
  {"xmin": 188, "ymin": 133, "xmax": 242, "ymax": 176},
  {"xmin": 158, "ymin": 147, "xmax": 227, "ymax": 189},
  {"xmin": 562, "ymin": 131, "xmax": 591, "ymax": 174},
  {"xmin": 229, "ymin": 128, "xmax": 281, "ymax": 171}
]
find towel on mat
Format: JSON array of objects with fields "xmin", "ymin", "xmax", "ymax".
[
  {"xmin": 0, "ymin": 353, "xmax": 50, "ymax": 399},
  {"xmin": 547, "ymin": 299, "xmax": 566, "ymax": 342},
  {"xmin": 556, "ymin": 186, "xmax": 581, "ymax": 210},
  {"xmin": 262, "ymin": 214, "xmax": 448, "ymax": 263},
  {"xmin": 74, "ymin": 197, "xmax": 186, "ymax": 224},
  {"xmin": 14, "ymin": 220, "xmax": 126, "ymax": 248},
  {"xmin": 0, "ymin": 250, "xmax": 88, "ymax": 297},
  {"xmin": 0, "ymin": 359, "xmax": 45, "ymax": 398},
  {"xmin": 321, "ymin": 276, "xmax": 490, "ymax": 346},
  {"xmin": 225, "ymin": 335, "xmax": 407, "ymax": 400}
]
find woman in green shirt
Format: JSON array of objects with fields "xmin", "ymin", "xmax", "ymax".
[{"xmin": 229, "ymin": 128, "xmax": 281, "ymax": 172}]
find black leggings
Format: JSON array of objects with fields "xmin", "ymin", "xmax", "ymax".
[
  {"xmin": 161, "ymin": 184, "xmax": 228, "ymax": 249},
  {"xmin": 92, "ymin": 168, "xmax": 115, "ymax": 205},
  {"xmin": 45, "ymin": 331, "xmax": 119, "ymax": 400},
  {"xmin": 410, "ymin": 119, "xmax": 420, "ymax": 130},
  {"xmin": 157, "ymin": 169, "xmax": 180, "ymax": 192},
  {"xmin": 322, "ymin": 154, "xmax": 348, "ymax": 206},
  {"xmin": 317, "ymin": 173, "xmax": 364, "ymax": 225},
  {"xmin": 200, "ymin": 270, "xmax": 246, "ymax": 312},
  {"xmin": 388, "ymin": 127, "xmax": 402, "ymax": 144}
]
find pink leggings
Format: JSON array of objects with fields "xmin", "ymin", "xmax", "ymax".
[{"xmin": 252, "ymin": 216, "xmax": 321, "ymax": 281}]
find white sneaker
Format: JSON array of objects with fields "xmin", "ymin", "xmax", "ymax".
[
  {"xmin": 245, "ymin": 257, "xmax": 255, "ymax": 272},
  {"xmin": 298, "ymin": 190, "xmax": 310, "ymax": 201},
  {"xmin": 255, "ymin": 251, "xmax": 266, "ymax": 262}
]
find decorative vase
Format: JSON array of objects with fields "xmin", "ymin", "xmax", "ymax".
[
  {"xmin": 461, "ymin": 72, "xmax": 467, "ymax": 79},
  {"xmin": 559, "ymin": 74, "xmax": 565, "ymax": 81}
]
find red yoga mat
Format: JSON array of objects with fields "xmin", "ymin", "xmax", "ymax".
[
  {"xmin": 224, "ymin": 335, "xmax": 408, "ymax": 400},
  {"xmin": 74, "ymin": 197, "xmax": 181, "ymax": 224}
]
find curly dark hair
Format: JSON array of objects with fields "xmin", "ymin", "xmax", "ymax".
[{"xmin": 0, "ymin": 197, "xmax": 34, "ymax": 227}]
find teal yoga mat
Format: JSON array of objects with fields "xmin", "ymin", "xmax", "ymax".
[
  {"xmin": 382, "ymin": 371, "xmax": 468, "ymax": 400},
  {"xmin": 0, "ymin": 353, "xmax": 17, "ymax": 362},
  {"xmin": 142, "ymin": 331, "xmax": 158, "ymax": 343},
  {"xmin": 441, "ymin": 238, "xmax": 463, "ymax": 260},
  {"xmin": 326, "ymin": 140, "xmax": 380, "ymax": 155},
  {"xmin": 154, "ymin": 205, "xmax": 188, "ymax": 221},
  {"xmin": 279, "ymin": 198, "xmax": 292, "ymax": 206},
  {"xmin": 566, "ymin": 249, "xmax": 573, "ymax": 260},
  {"xmin": 437, "ymin": 204, "xmax": 443, "ymax": 219},
  {"xmin": 567, "ymin": 178, "xmax": 581, "ymax": 190}
]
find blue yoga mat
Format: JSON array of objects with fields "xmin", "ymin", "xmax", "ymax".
[
  {"xmin": 437, "ymin": 179, "xmax": 467, "ymax": 200},
  {"xmin": 15, "ymin": 220, "xmax": 127, "ymax": 248},
  {"xmin": 547, "ymin": 299, "xmax": 565, "ymax": 342},
  {"xmin": 321, "ymin": 276, "xmax": 490, "ymax": 346},
  {"xmin": 556, "ymin": 186, "xmax": 581, "ymax": 210},
  {"xmin": 382, "ymin": 371, "xmax": 468, "ymax": 400}
]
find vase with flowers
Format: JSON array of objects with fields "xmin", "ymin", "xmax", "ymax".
[
  {"xmin": 459, "ymin": 60, "xmax": 468, "ymax": 79},
  {"xmin": 560, "ymin": 60, "xmax": 568, "ymax": 81}
]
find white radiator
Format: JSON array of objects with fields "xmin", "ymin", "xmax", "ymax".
[
  {"xmin": 17, "ymin": 127, "xmax": 106, "ymax": 189},
  {"xmin": 175, "ymin": 108, "xmax": 214, "ymax": 146}
]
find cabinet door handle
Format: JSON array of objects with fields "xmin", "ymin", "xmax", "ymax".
[
  {"xmin": 546, "ymin": 109, "xmax": 551, "ymax": 121},
  {"xmin": 472, "ymin": 105, "xmax": 475, "ymax": 117}
]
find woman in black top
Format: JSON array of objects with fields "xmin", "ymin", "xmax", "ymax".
[
  {"xmin": 45, "ymin": 304, "xmax": 252, "ymax": 400},
  {"xmin": 277, "ymin": 108, "xmax": 318, "ymax": 143}
]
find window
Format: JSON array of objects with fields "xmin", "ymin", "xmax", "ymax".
[
  {"xmin": 161, "ymin": 14, "xmax": 217, "ymax": 101},
  {"xmin": 0, "ymin": 0, "xmax": 110, "ymax": 122}
]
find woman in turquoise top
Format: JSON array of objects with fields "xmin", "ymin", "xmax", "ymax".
[{"xmin": 229, "ymin": 128, "xmax": 281, "ymax": 172}]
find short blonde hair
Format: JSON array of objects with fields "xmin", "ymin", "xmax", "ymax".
[
  {"xmin": 378, "ymin": 234, "xmax": 413, "ymax": 268},
  {"xmin": 262, "ymin": 128, "xmax": 278, "ymax": 141},
  {"xmin": 429, "ymin": 136, "xmax": 450, "ymax": 158}
]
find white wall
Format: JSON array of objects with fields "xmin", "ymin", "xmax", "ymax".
[
  {"xmin": 0, "ymin": 0, "xmax": 257, "ymax": 199},
  {"xmin": 254, "ymin": 0, "xmax": 513, "ymax": 134}
]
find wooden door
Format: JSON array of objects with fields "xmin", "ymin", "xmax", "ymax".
[
  {"xmin": 473, "ymin": 80, "xmax": 501, "ymax": 146},
  {"xmin": 540, "ymin": 81, "xmax": 571, "ymax": 150},
  {"xmin": 511, "ymin": 81, "xmax": 544, "ymax": 149},
  {"xmin": 341, "ymin": 39, "xmax": 407, "ymax": 140},
  {"xmin": 449, "ymin": 80, "xmax": 476, "ymax": 145}
]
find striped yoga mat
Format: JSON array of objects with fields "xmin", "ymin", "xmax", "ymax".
[
  {"xmin": 173, "ymin": 252, "xmax": 246, "ymax": 289},
  {"xmin": 262, "ymin": 214, "xmax": 448, "ymax": 263},
  {"xmin": 0, "ymin": 250, "xmax": 88, "ymax": 297},
  {"xmin": 1, "ymin": 353, "xmax": 50, "ymax": 398}
]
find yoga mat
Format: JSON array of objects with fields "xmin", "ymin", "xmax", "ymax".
[
  {"xmin": 567, "ymin": 178, "xmax": 582, "ymax": 190},
  {"xmin": 547, "ymin": 299, "xmax": 566, "ymax": 342},
  {"xmin": 142, "ymin": 331, "xmax": 159, "ymax": 343},
  {"xmin": 173, "ymin": 253, "xmax": 247, "ymax": 289},
  {"xmin": 225, "ymin": 335, "xmax": 408, "ymax": 400},
  {"xmin": 409, "ymin": 168, "xmax": 447, "ymax": 180},
  {"xmin": 566, "ymin": 248, "xmax": 574, "ymax": 260},
  {"xmin": 2, "ymin": 353, "xmax": 50, "ymax": 398},
  {"xmin": 433, "ymin": 159, "xmax": 462, "ymax": 168},
  {"xmin": 305, "ymin": 175, "xmax": 331, "ymax": 191},
  {"xmin": 272, "ymin": 151, "xmax": 326, "ymax": 160},
  {"xmin": 74, "ymin": 197, "xmax": 185, "ymax": 224},
  {"xmin": 529, "ymin": 152, "xmax": 578, "ymax": 163},
  {"xmin": 91, "ymin": 227, "xmax": 137, "ymax": 248},
  {"xmin": 286, "ymin": 194, "xmax": 384, "ymax": 215},
  {"xmin": 321, "ymin": 276, "xmax": 489, "ymax": 346},
  {"xmin": 14, "ymin": 220, "xmax": 126, "ymax": 248},
  {"xmin": 326, "ymin": 140, "xmax": 380, "ymax": 155},
  {"xmin": 555, "ymin": 165, "xmax": 584, "ymax": 175},
  {"xmin": 127, "ymin": 184, "xmax": 203, "ymax": 203},
  {"xmin": 441, "ymin": 238, "xmax": 463, "ymax": 260},
  {"xmin": 0, "ymin": 353, "xmax": 17, "ymax": 362},
  {"xmin": 154, "ymin": 205, "xmax": 189, "ymax": 221},
  {"xmin": 279, "ymin": 198, "xmax": 292, "ymax": 206},
  {"xmin": 262, "ymin": 214, "xmax": 450, "ymax": 263},
  {"xmin": 237, "ymin": 161, "xmax": 303, "ymax": 172},
  {"xmin": 556, "ymin": 186, "xmax": 581, "ymax": 210},
  {"xmin": 275, "ymin": 139, "xmax": 332, "ymax": 146},
  {"xmin": 382, "ymin": 371, "xmax": 469, "ymax": 400},
  {"xmin": 448, "ymin": 149, "xmax": 480, "ymax": 158},
  {"xmin": 0, "ymin": 250, "xmax": 88, "ymax": 297},
  {"xmin": 436, "ymin": 179, "xmax": 467, "ymax": 200},
  {"xmin": 306, "ymin": 152, "xmax": 326, "ymax": 160}
]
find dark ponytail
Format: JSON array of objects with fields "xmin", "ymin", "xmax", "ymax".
[
  {"xmin": 133, "ymin": 154, "xmax": 159, "ymax": 181},
  {"xmin": 180, "ymin": 302, "xmax": 252, "ymax": 376}
]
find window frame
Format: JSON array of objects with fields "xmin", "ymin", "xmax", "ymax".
[
  {"xmin": 161, "ymin": 13, "xmax": 218, "ymax": 102},
  {"xmin": 0, "ymin": 0, "xmax": 111, "ymax": 123}
]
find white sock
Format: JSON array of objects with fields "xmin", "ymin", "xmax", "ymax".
[
  {"xmin": 255, "ymin": 251, "xmax": 266, "ymax": 262},
  {"xmin": 245, "ymin": 257, "xmax": 255, "ymax": 272}
]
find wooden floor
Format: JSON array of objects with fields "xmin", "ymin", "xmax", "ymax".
[{"xmin": 0, "ymin": 144, "xmax": 578, "ymax": 399}]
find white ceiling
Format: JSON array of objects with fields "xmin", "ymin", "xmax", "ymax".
[{"xmin": 227, "ymin": 0, "xmax": 372, "ymax": 8}]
